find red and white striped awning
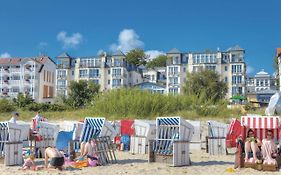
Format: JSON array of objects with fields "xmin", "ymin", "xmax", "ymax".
[{"xmin": 241, "ymin": 116, "xmax": 280, "ymax": 129}]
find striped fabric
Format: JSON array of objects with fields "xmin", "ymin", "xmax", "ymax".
[
  {"xmin": 241, "ymin": 116, "xmax": 280, "ymax": 142},
  {"xmin": 157, "ymin": 117, "xmax": 179, "ymax": 126},
  {"xmin": 0, "ymin": 122, "xmax": 9, "ymax": 154},
  {"xmin": 155, "ymin": 117, "xmax": 193, "ymax": 155},
  {"xmin": 80, "ymin": 118, "xmax": 105, "ymax": 142}
]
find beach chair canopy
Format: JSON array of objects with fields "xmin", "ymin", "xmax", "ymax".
[
  {"xmin": 62, "ymin": 121, "xmax": 84, "ymax": 140},
  {"xmin": 156, "ymin": 117, "xmax": 194, "ymax": 141},
  {"xmin": 80, "ymin": 117, "xmax": 117, "ymax": 142},
  {"xmin": 226, "ymin": 119, "xmax": 241, "ymax": 148},
  {"xmin": 133, "ymin": 120, "xmax": 156, "ymax": 139},
  {"xmin": 241, "ymin": 115, "xmax": 280, "ymax": 142},
  {"xmin": 207, "ymin": 121, "xmax": 228, "ymax": 138},
  {"xmin": 120, "ymin": 119, "xmax": 134, "ymax": 136}
]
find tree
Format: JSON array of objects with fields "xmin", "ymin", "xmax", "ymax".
[
  {"xmin": 183, "ymin": 70, "xmax": 227, "ymax": 103},
  {"xmin": 146, "ymin": 55, "xmax": 168, "ymax": 69},
  {"xmin": 125, "ymin": 48, "xmax": 147, "ymax": 66},
  {"xmin": 66, "ymin": 80, "xmax": 100, "ymax": 108},
  {"xmin": 13, "ymin": 93, "xmax": 33, "ymax": 108}
]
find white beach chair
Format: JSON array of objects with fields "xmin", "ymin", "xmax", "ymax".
[
  {"xmin": 130, "ymin": 120, "xmax": 156, "ymax": 154},
  {"xmin": 0, "ymin": 122, "xmax": 24, "ymax": 166}
]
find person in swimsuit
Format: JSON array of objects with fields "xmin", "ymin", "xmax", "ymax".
[
  {"xmin": 44, "ymin": 147, "xmax": 64, "ymax": 170},
  {"xmin": 244, "ymin": 129, "xmax": 261, "ymax": 163},
  {"xmin": 261, "ymin": 130, "xmax": 277, "ymax": 165},
  {"xmin": 80, "ymin": 139, "xmax": 99, "ymax": 162}
]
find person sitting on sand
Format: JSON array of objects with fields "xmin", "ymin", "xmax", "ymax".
[
  {"xmin": 245, "ymin": 129, "xmax": 262, "ymax": 163},
  {"xmin": 9, "ymin": 112, "xmax": 19, "ymax": 124},
  {"xmin": 80, "ymin": 139, "xmax": 98, "ymax": 161},
  {"xmin": 261, "ymin": 130, "xmax": 277, "ymax": 165},
  {"xmin": 22, "ymin": 155, "xmax": 37, "ymax": 170},
  {"xmin": 44, "ymin": 147, "xmax": 64, "ymax": 170}
]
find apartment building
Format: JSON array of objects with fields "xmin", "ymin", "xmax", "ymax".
[
  {"xmin": 166, "ymin": 45, "xmax": 246, "ymax": 98},
  {"xmin": 0, "ymin": 56, "xmax": 56, "ymax": 103},
  {"xmin": 56, "ymin": 51, "xmax": 143, "ymax": 96}
]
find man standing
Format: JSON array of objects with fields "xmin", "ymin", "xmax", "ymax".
[{"xmin": 9, "ymin": 112, "xmax": 19, "ymax": 123}]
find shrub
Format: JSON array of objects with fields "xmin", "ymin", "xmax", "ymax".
[{"xmin": 0, "ymin": 99, "xmax": 16, "ymax": 113}]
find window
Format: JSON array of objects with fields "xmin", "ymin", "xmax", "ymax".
[
  {"xmin": 93, "ymin": 79, "xmax": 99, "ymax": 84},
  {"xmin": 172, "ymin": 56, "xmax": 180, "ymax": 64},
  {"xmin": 79, "ymin": 70, "xmax": 88, "ymax": 78},
  {"xmin": 183, "ymin": 67, "xmax": 186, "ymax": 72},
  {"xmin": 224, "ymin": 77, "xmax": 228, "ymax": 83},
  {"xmin": 112, "ymin": 79, "xmax": 121, "ymax": 87},
  {"xmin": 169, "ymin": 88, "xmax": 178, "ymax": 95},
  {"xmin": 112, "ymin": 68, "xmax": 121, "ymax": 77},
  {"xmin": 108, "ymin": 69, "xmax": 110, "ymax": 74},
  {"xmin": 168, "ymin": 67, "xmax": 179, "ymax": 75},
  {"xmin": 225, "ymin": 66, "xmax": 228, "ymax": 71},
  {"xmin": 57, "ymin": 70, "xmax": 66, "ymax": 78},
  {"xmin": 12, "ymin": 75, "xmax": 20, "ymax": 80},
  {"xmin": 108, "ymin": 80, "xmax": 110, "ymax": 85},
  {"xmin": 89, "ymin": 69, "xmax": 99, "ymax": 78},
  {"xmin": 232, "ymin": 76, "xmax": 242, "ymax": 84},
  {"xmin": 57, "ymin": 80, "xmax": 66, "ymax": 88},
  {"xmin": 72, "ymin": 71, "xmax": 74, "ymax": 76},
  {"xmin": 169, "ymin": 77, "xmax": 179, "ymax": 85},
  {"xmin": 232, "ymin": 65, "xmax": 242, "ymax": 73}
]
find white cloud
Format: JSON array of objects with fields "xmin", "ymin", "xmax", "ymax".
[
  {"xmin": 57, "ymin": 31, "xmax": 83, "ymax": 49},
  {"xmin": 0, "ymin": 52, "xmax": 11, "ymax": 58},
  {"xmin": 110, "ymin": 29, "xmax": 144, "ymax": 52},
  {"xmin": 246, "ymin": 65, "xmax": 255, "ymax": 74},
  {"xmin": 145, "ymin": 50, "xmax": 165, "ymax": 61}
]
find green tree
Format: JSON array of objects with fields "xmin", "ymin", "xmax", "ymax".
[
  {"xmin": 125, "ymin": 48, "xmax": 147, "ymax": 66},
  {"xmin": 13, "ymin": 93, "xmax": 33, "ymax": 108},
  {"xmin": 146, "ymin": 55, "xmax": 168, "ymax": 69},
  {"xmin": 183, "ymin": 70, "xmax": 227, "ymax": 103},
  {"xmin": 66, "ymin": 80, "xmax": 100, "ymax": 108}
]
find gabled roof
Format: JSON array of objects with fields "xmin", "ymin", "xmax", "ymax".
[
  {"xmin": 227, "ymin": 45, "xmax": 244, "ymax": 52},
  {"xmin": 57, "ymin": 52, "xmax": 71, "ymax": 58},
  {"xmin": 167, "ymin": 48, "xmax": 181, "ymax": 54},
  {"xmin": 112, "ymin": 50, "xmax": 125, "ymax": 56}
]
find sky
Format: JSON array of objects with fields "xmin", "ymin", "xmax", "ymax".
[{"xmin": 0, "ymin": 0, "xmax": 281, "ymax": 75}]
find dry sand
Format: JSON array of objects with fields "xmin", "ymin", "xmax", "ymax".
[{"xmin": 1, "ymin": 150, "xmax": 280, "ymax": 175}]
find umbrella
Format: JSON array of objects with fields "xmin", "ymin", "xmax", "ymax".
[{"xmin": 230, "ymin": 95, "xmax": 246, "ymax": 101}]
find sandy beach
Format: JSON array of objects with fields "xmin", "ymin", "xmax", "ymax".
[{"xmin": 1, "ymin": 149, "xmax": 280, "ymax": 175}]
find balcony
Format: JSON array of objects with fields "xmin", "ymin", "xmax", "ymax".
[
  {"xmin": 57, "ymin": 85, "xmax": 66, "ymax": 90},
  {"xmin": 80, "ymin": 63, "xmax": 101, "ymax": 68},
  {"xmin": 57, "ymin": 75, "xmax": 67, "ymax": 79},
  {"xmin": 168, "ymin": 72, "xmax": 179, "ymax": 77}
]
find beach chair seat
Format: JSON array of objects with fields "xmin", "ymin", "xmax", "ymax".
[{"xmin": 0, "ymin": 122, "xmax": 24, "ymax": 166}]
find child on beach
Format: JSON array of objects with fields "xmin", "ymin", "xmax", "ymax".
[{"xmin": 22, "ymin": 155, "xmax": 37, "ymax": 170}]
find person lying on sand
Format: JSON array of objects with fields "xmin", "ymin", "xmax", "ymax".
[
  {"xmin": 244, "ymin": 129, "xmax": 262, "ymax": 163},
  {"xmin": 45, "ymin": 147, "xmax": 65, "ymax": 171}
]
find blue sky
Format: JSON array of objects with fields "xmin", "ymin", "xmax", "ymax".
[{"xmin": 0, "ymin": 0, "xmax": 281, "ymax": 75}]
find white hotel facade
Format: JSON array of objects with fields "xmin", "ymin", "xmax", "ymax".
[
  {"xmin": 0, "ymin": 56, "xmax": 56, "ymax": 103},
  {"xmin": 166, "ymin": 45, "xmax": 247, "ymax": 98}
]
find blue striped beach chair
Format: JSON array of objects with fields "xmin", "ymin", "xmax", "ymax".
[
  {"xmin": 149, "ymin": 116, "xmax": 194, "ymax": 166},
  {"xmin": 80, "ymin": 117, "xmax": 117, "ymax": 142},
  {"xmin": 0, "ymin": 122, "xmax": 24, "ymax": 166}
]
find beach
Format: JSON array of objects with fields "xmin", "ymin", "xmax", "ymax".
[{"xmin": 1, "ymin": 150, "xmax": 280, "ymax": 175}]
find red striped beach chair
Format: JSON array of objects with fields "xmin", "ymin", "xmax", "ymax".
[{"xmin": 235, "ymin": 115, "xmax": 281, "ymax": 170}]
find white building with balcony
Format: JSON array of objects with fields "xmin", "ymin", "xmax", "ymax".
[
  {"xmin": 0, "ymin": 56, "xmax": 56, "ymax": 103},
  {"xmin": 246, "ymin": 69, "xmax": 276, "ymax": 93},
  {"xmin": 56, "ymin": 51, "xmax": 143, "ymax": 96},
  {"xmin": 166, "ymin": 45, "xmax": 246, "ymax": 98}
]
